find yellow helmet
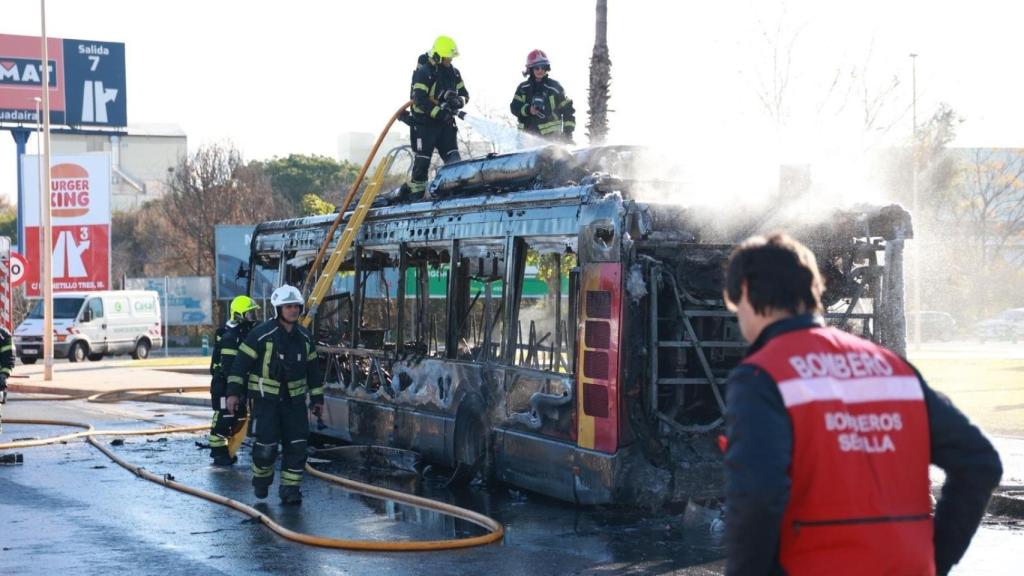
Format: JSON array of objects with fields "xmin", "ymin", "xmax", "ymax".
[
  {"xmin": 229, "ymin": 295, "xmax": 259, "ymax": 322},
  {"xmin": 431, "ymin": 36, "xmax": 459, "ymax": 59}
]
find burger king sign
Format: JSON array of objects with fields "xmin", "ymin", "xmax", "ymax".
[{"xmin": 20, "ymin": 153, "xmax": 111, "ymax": 297}]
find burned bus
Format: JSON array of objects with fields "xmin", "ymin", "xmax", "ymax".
[{"xmin": 246, "ymin": 145, "xmax": 911, "ymax": 507}]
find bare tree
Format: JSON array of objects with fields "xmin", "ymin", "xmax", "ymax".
[
  {"xmin": 586, "ymin": 0, "xmax": 612, "ymax": 144},
  {"xmin": 750, "ymin": 13, "xmax": 908, "ymax": 144},
  {"xmin": 753, "ymin": 13, "xmax": 802, "ymax": 129},
  {"xmin": 958, "ymin": 148, "xmax": 1024, "ymax": 269},
  {"xmin": 457, "ymin": 105, "xmax": 518, "ymax": 157},
  {"xmin": 156, "ymin": 143, "xmax": 288, "ymax": 277}
]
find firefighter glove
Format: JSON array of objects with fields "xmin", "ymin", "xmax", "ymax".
[
  {"xmin": 310, "ymin": 402, "xmax": 323, "ymax": 418},
  {"xmin": 225, "ymin": 395, "xmax": 239, "ymax": 414},
  {"xmin": 443, "ymin": 90, "xmax": 465, "ymax": 110}
]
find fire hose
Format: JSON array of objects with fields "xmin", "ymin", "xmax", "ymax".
[{"xmin": 0, "ymin": 387, "xmax": 504, "ymax": 551}]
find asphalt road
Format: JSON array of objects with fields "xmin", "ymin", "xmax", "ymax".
[{"xmin": 1, "ymin": 353, "xmax": 1021, "ymax": 575}]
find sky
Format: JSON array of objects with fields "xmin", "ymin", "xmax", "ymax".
[{"xmin": 2, "ymin": 0, "xmax": 1023, "ymax": 207}]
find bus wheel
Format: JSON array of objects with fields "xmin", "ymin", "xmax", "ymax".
[{"xmin": 447, "ymin": 395, "xmax": 490, "ymax": 487}]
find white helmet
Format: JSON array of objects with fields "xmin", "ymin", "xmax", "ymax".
[{"xmin": 270, "ymin": 285, "xmax": 304, "ymax": 310}]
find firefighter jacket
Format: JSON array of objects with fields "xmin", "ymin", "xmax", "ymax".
[
  {"xmin": 410, "ymin": 53, "xmax": 469, "ymax": 124},
  {"xmin": 226, "ymin": 319, "xmax": 323, "ymax": 405},
  {"xmin": 0, "ymin": 327, "xmax": 13, "ymax": 377},
  {"xmin": 723, "ymin": 315, "xmax": 1002, "ymax": 576},
  {"xmin": 209, "ymin": 320, "xmax": 252, "ymax": 399},
  {"xmin": 510, "ymin": 76, "xmax": 576, "ymax": 138}
]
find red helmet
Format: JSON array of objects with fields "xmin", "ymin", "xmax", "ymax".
[{"xmin": 525, "ymin": 49, "xmax": 550, "ymax": 69}]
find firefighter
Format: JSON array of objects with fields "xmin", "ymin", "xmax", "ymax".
[
  {"xmin": 0, "ymin": 325, "xmax": 13, "ymax": 395},
  {"xmin": 398, "ymin": 35, "xmax": 470, "ymax": 202},
  {"xmin": 0, "ymin": 327, "xmax": 11, "ymax": 435},
  {"xmin": 510, "ymin": 50, "xmax": 576, "ymax": 144},
  {"xmin": 721, "ymin": 233, "xmax": 1002, "ymax": 576},
  {"xmin": 225, "ymin": 285, "xmax": 323, "ymax": 505},
  {"xmin": 207, "ymin": 295, "xmax": 260, "ymax": 466}
]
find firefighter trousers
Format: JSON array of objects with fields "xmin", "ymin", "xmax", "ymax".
[
  {"xmin": 408, "ymin": 121, "xmax": 460, "ymax": 194},
  {"xmin": 208, "ymin": 394, "xmax": 246, "ymax": 456},
  {"xmin": 249, "ymin": 398, "xmax": 309, "ymax": 488}
]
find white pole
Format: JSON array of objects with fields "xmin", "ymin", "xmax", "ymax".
[
  {"xmin": 40, "ymin": 0, "xmax": 54, "ymax": 381},
  {"xmin": 34, "ymin": 98, "xmax": 41, "ymax": 188},
  {"xmin": 910, "ymin": 53, "xmax": 921, "ymax": 350},
  {"xmin": 164, "ymin": 276, "xmax": 169, "ymax": 357}
]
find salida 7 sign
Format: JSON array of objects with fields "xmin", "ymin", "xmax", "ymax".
[{"xmin": 20, "ymin": 154, "xmax": 111, "ymax": 297}]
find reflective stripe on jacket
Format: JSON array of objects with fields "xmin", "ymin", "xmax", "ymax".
[
  {"xmin": 510, "ymin": 76, "xmax": 575, "ymax": 135},
  {"xmin": 226, "ymin": 319, "xmax": 323, "ymax": 403}
]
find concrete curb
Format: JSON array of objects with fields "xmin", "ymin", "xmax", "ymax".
[{"xmin": 989, "ymin": 489, "xmax": 1024, "ymax": 519}]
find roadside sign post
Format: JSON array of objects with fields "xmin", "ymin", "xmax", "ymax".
[{"xmin": 164, "ymin": 276, "xmax": 169, "ymax": 357}]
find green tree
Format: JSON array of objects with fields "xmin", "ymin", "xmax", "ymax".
[
  {"xmin": 259, "ymin": 154, "xmax": 360, "ymax": 209},
  {"xmin": 301, "ymin": 193, "xmax": 335, "ymax": 216},
  {"xmin": 0, "ymin": 194, "xmax": 16, "ymax": 242}
]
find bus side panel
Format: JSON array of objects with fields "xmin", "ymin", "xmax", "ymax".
[{"xmin": 576, "ymin": 262, "xmax": 621, "ymax": 454}]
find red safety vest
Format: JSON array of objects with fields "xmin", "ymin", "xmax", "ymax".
[{"xmin": 745, "ymin": 326, "xmax": 934, "ymax": 575}]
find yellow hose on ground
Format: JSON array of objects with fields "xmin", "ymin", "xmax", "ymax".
[{"xmin": 0, "ymin": 391, "xmax": 504, "ymax": 550}]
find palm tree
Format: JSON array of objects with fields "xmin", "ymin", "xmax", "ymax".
[{"xmin": 587, "ymin": 0, "xmax": 611, "ymax": 144}]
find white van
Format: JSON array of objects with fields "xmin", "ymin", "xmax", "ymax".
[{"xmin": 14, "ymin": 290, "xmax": 163, "ymax": 363}]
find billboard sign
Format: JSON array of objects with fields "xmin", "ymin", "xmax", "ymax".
[
  {"xmin": 126, "ymin": 276, "xmax": 213, "ymax": 326},
  {"xmin": 21, "ymin": 153, "xmax": 111, "ymax": 297},
  {"xmin": 215, "ymin": 225, "xmax": 255, "ymax": 301},
  {"xmin": 0, "ymin": 33, "xmax": 127, "ymax": 127}
]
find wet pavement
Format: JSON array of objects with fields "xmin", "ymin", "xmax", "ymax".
[
  {"xmin": 1, "ymin": 399, "xmax": 728, "ymax": 575},
  {"xmin": 1, "ymin": 390, "xmax": 1021, "ymax": 574}
]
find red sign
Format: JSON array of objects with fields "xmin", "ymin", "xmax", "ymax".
[
  {"xmin": 0, "ymin": 34, "xmax": 65, "ymax": 124},
  {"xmin": 24, "ymin": 224, "xmax": 110, "ymax": 297},
  {"xmin": 9, "ymin": 252, "xmax": 26, "ymax": 287}
]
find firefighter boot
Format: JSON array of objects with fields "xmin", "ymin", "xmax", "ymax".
[
  {"xmin": 279, "ymin": 484, "xmax": 302, "ymax": 506},
  {"xmin": 397, "ymin": 182, "xmax": 425, "ymax": 203},
  {"xmin": 253, "ymin": 478, "xmax": 270, "ymax": 499},
  {"xmin": 211, "ymin": 446, "xmax": 236, "ymax": 466}
]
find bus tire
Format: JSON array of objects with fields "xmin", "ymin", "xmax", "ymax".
[{"xmin": 447, "ymin": 394, "xmax": 490, "ymax": 487}]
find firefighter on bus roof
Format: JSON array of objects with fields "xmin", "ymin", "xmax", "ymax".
[
  {"xmin": 207, "ymin": 295, "xmax": 260, "ymax": 466},
  {"xmin": 398, "ymin": 35, "xmax": 469, "ymax": 202},
  {"xmin": 225, "ymin": 285, "xmax": 323, "ymax": 505},
  {"xmin": 721, "ymin": 233, "xmax": 1001, "ymax": 576},
  {"xmin": 510, "ymin": 50, "xmax": 576, "ymax": 144}
]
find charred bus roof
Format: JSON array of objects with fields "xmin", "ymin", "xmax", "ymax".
[{"xmin": 252, "ymin": 144, "xmax": 913, "ymax": 253}]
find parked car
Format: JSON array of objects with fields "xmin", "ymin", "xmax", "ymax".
[
  {"xmin": 974, "ymin": 308, "xmax": 1024, "ymax": 343},
  {"xmin": 906, "ymin": 311, "xmax": 957, "ymax": 342},
  {"xmin": 14, "ymin": 290, "xmax": 163, "ymax": 363}
]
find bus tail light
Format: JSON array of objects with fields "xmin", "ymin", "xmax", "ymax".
[{"xmin": 576, "ymin": 263, "xmax": 621, "ymax": 454}]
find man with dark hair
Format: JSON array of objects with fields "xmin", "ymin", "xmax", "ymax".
[{"xmin": 722, "ymin": 233, "xmax": 1001, "ymax": 576}]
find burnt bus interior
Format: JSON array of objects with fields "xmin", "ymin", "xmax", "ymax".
[{"xmin": 246, "ymin": 145, "xmax": 911, "ymax": 505}]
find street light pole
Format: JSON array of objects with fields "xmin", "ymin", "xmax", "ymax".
[
  {"xmin": 40, "ymin": 0, "xmax": 54, "ymax": 381},
  {"xmin": 34, "ymin": 97, "xmax": 42, "ymax": 243},
  {"xmin": 910, "ymin": 53, "xmax": 921, "ymax": 350}
]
